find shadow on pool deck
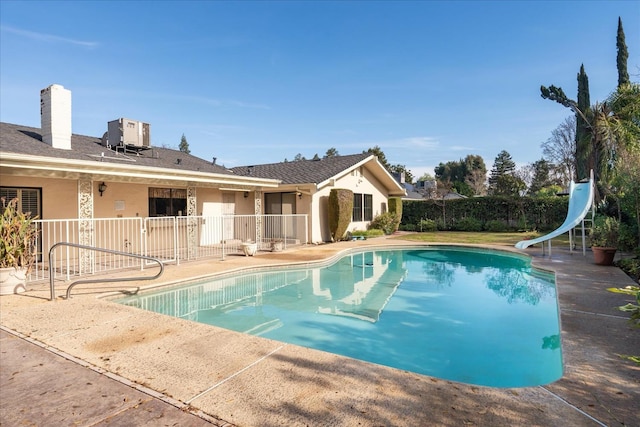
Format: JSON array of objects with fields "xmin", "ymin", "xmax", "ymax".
[{"xmin": 1, "ymin": 237, "xmax": 639, "ymax": 426}]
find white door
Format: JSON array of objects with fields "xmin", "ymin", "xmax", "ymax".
[{"xmin": 200, "ymin": 202, "xmax": 221, "ymax": 246}]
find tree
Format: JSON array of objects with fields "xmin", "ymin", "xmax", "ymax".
[
  {"xmin": 435, "ymin": 160, "xmax": 465, "ymax": 183},
  {"xmin": 389, "ymin": 164, "xmax": 414, "ymax": 184},
  {"xmin": 463, "ymin": 154, "xmax": 487, "ymax": 196},
  {"xmin": 540, "ymin": 65, "xmax": 592, "ymax": 181},
  {"xmin": 364, "ymin": 146, "xmax": 389, "ymax": 169},
  {"xmin": 417, "ymin": 172, "xmax": 435, "ymax": 182},
  {"xmin": 605, "ymin": 83, "xmax": 640, "ymax": 248},
  {"xmin": 325, "ymin": 147, "xmax": 339, "ymax": 157},
  {"xmin": 293, "ymin": 153, "xmax": 306, "ymax": 161},
  {"xmin": 363, "ymin": 146, "xmax": 414, "ymax": 183},
  {"xmin": 576, "ymin": 64, "xmax": 591, "ymax": 180},
  {"xmin": 434, "ymin": 154, "xmax": 486, "ymax": 197},
  {"xmin": 617, "ymin": 17, "xmax": 630, "ymax": 88},
  {"xmin": 529, "ymin": 159, "xmax": 554, "ymax": 194},
  {"xmin": 592, "ymin": 83, "xmax": 640, "ymax": 203},
  {"xmin": 490, "ymin": 175, "xmax": 526, "ymax": 197},
  {"xmin": 179, "ymin": 134, "xmax": 190, "ymax": 154},
  {"xmin": 488, "ymin": 150, "xmax": 524, "ymax": 196},
  {"xmin": 488, "ymin": 150, "xmax": 516, "ymax": 183},
  {"xmin": 465, "ymin": 169, "xmax": 487, "ymax": 196},
  {"xmin": 614, "ymin": 147, "xmax": 640, "ymax": 246},
  {"xmin": 541, "ymin": 116, "xmax": 576, "ymax": 188}
]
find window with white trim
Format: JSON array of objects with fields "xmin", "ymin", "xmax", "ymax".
[
  {"xmin": 352, "ymin": 193, "xmax": 373, "ymax": 222},
  {"xmin": 0, "ymin": 187, "xmax": 41, "ymax": 218}
]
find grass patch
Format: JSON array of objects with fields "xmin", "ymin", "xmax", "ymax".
[{"xmin": 391, "ymin": 231, "xmax": 572, "ymax": 247}]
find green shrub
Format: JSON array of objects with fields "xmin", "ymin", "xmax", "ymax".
[
  {"xmin": 388, "ymin": 197, "xmax": 403, "ymax": 231},
  {"xmin": 484, "ymin": 220, "xmax": 508, "ymax": 232},
  {"xmin": 328, "ymin": 188, "xmax": 353, "ymax": 241},
  {"xmin": 401, "ymin": 196, "xmax": 569, "ymax": 231},
  {"xmin": 452, "ymin": 217, "xmax": 483, "ymax": 232},
  {"xmin": 369, "ymin": 212, "xmax": 400, "ymax": 235},
  {"xmin": 618, "ymin": 222, "xmax": 639, "ymax": 252},
  {"xmin": 418, "ymin": 219, "xmax": 437, "ymax": 232},
  {"xmin": 615, "ymin": 258, "xmax": 640, "ymax": 283},
  {"xmin": 352, "ymin": 229, "xmax": 384, "ymax": 238},
  {"xmin": 435, "ymin": 218, "xmax": 448, "ymax": 231},
  {"xmin": 400, "ymin": 224, "xmax": 416, "ymax": 232}
]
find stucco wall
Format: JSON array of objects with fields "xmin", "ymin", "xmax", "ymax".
[
  {"xmin": 310, "ymin": 166, "xmax": 389, "ymax": 243},
  {"xmin": 94, "ymin": 181, "xmax": 148, "ymax": 218},
  {"xmin": 1, "ymin": 175, "xmax": 77, "ymax": 219},
  {"xmin": 0, "ymin": 174, "xmax": 237, "ymax": 221}
]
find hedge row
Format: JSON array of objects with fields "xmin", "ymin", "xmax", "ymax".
[{"xmin": 401, "ymin": 196, "xmax": 570, "ymax": 232}]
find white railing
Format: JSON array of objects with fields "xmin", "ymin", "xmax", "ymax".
[{"xmin": 32, "ymin": 214, "xmax": 307, "ymax": 284}]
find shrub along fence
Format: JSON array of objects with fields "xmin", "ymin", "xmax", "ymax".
[{"xmin": 401, "ymin": 196, "xmax": 570, "ymax": 232}]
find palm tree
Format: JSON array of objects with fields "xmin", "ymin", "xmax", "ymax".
[
  {"xmin": 543, "ymin": 83, "xmax": 639, "ymax": 200},
  {"xmin": 592, "ymin": 84, "xmax": 640, "ymax": 184}
]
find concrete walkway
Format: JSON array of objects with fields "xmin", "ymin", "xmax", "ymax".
[{"xmin": 1, "ymin": 238, "xmax": 639, "ymax": 426}]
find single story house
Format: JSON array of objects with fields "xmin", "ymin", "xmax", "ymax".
[
  {"xmin": 1, "ymin": 84, "xmax": 405, "ymax": 266},
  {"xmin": 230, "ymin": 154, "xmax": 405, "ymax": 242}
]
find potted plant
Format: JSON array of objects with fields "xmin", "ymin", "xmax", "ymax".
[
  {"xmin": 589, "ymin": 215, "xmax": 620, "ymax": 266},
  {"xmin": 0, "ymin": 197, "xmax": 38, "ymax": 295},
  {"xmin": 240, "ymin": 240, "xmax": 258, "ymax": 256}
]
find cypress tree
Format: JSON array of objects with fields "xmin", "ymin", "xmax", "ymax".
[
  {"xmin": 576, "ymin": 64, "xmax": 591, "ymax": 180},
  {"xmin": 617, "ymin": 17, "xmax": 630, "ymax": 88}
]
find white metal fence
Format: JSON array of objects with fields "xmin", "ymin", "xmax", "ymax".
[{"xmin": 32, "ymin": 214, "xmax": 307, "ymax": 284}]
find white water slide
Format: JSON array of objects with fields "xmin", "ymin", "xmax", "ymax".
[{"xmin": 515, "ymin": 172, "xmax": 594, "ymax": 255}]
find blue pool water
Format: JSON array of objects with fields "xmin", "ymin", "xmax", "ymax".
[{"xmin": 116, "ymin": 247, "xmax": 562, "ymax": 387}]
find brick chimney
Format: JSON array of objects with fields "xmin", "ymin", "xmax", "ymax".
[{"xmin": 40, "ymin": 84, "xmax": 71, "ymax": 150}]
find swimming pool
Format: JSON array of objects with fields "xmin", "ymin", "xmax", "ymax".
[{"xmin": 116, "ymin": 246, "xmax": 562, "ymax": 388}]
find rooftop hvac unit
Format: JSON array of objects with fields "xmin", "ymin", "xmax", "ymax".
[{"xmin": 106, "ymin": 118, "xmax": 150, "ymax": 149}]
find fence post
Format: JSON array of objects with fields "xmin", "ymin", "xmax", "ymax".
[
  {"xmin": 221, "ymin": 215, "xmax": 226, "ymax": 261},
  {"xmin": 173, "ymin": 216, "xmax": 179, "ymax": 265}
]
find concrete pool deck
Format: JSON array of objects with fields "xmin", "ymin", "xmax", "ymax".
[{"xmin": 1, "ymin": 237, "xmax": 639, "ymax": 426}]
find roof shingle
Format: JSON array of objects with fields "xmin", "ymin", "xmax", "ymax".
[
  {"xmin": 230, "ymin": 153, "xmax": 372, "ymax": 185},
  {"xmin": 0, "ymin": 122, "xmax": 234, "ymax": 175}
]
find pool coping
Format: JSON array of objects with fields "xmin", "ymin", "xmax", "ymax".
[{"xmin": 1, "ymin": 237, "xmax": 639, "ymax": 426}]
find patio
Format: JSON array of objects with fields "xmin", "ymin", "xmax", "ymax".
[{"xmin": 1, "ymin": 237, "xmax": 638, "ymax": 426}]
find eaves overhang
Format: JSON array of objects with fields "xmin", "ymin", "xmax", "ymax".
[
  {"xmin": 316, "ymin": 155, "xmax": 406, "ymax": 197},
  {"xmin": 0, "ymin": 152, "xmax": 281, "ymax": 188}
]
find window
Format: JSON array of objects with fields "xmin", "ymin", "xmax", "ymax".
[
  {"xmin": 1, "ymin": 187, "xmax": 42, "ymax": 261},
  {"xmin": 1, "ymin": 187, "xmax": 41, "ymax": 218},
  {"xmin": 148, "ymin": 188, "xmax": 187, "ymax": 217},
  {"xmin": 353, "ymin": 193, "xmax": 363, "ymax": 221},
  {"xmin": 265, "ymin": 192, "xmax": 297, "ymax": 215},
  {"xmin": 352, "ymin": 193, "xmax": 373, "ymax": 222},
  {"xmin": 364, "ymin": 194, "xmax": 373, "ymax": 221}
]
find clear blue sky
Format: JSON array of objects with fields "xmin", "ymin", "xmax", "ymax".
[{"xmin": 1, "ymin": 1, "xmax": 638, "ymax": 180}]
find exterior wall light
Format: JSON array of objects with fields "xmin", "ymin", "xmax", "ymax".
[{"xmin": 98, "ymin": 182, "xmax": 107, "ymax": 197}]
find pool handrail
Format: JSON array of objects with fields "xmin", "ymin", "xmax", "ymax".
[{"xmin": 48, "ymin": 242, "xmax": 164, "ymax": 301}]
